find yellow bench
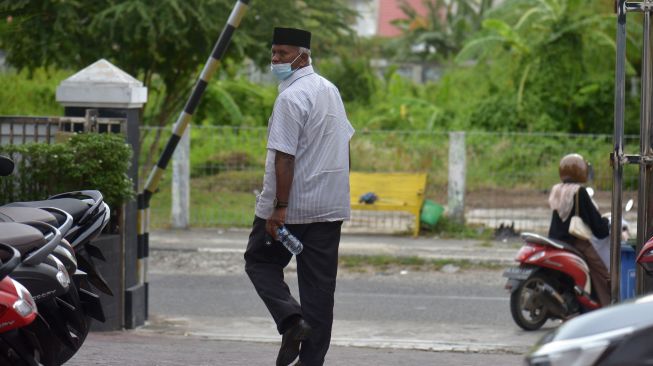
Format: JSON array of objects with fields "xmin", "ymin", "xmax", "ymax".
[{"xmin": 349, "ymin": 172, "xmax": 428, "ymax": 236}]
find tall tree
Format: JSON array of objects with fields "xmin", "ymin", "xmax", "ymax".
[{"xmin": 0, "ymin": 0, "xmax": 356, "ymax": 178}]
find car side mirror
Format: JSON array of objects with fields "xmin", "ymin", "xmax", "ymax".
[{"xmin": 587, "ymin": 163, "xmax": 595, "ymax": 182}]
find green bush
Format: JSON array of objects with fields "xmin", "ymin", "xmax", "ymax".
[
  {"xmin": 423, "ymin": 216, "xmax": 492, "ymax": 240},
  {"xmin": 0, "ymin": 133, "xmax": 134, "ymax": 209}
]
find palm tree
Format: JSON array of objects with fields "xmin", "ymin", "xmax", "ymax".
[
  {"xmin": 389, "ymin": 0, "xmax": 495, "ymax": 63},
  {"xmin": 456, "ymin": 0, "xmax": 620, "ymax": 110}
]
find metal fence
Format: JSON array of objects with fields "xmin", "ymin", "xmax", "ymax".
[
  {"xmin": 143, "ymin": 126, "xmax": 641, "ymax": 235},
  {"xmin": 463, "ymin": 132, "xmax": 640, "ymax": 235},
  {"xmin": 0, "ymin": 113, "xmax": 126, "ymax": 144}
]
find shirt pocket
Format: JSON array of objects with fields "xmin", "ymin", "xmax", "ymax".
[{"xmin": 311, "ymin": 114, "xmax": 348, "ymax": 173}]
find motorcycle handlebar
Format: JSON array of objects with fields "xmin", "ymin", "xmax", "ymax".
[
  {"xmin": 21, "ymin": 221, "xmax": 62, "ymax": 266},
  {"xmin": 38, "ymin": 207, "xmax": 73, "ymax": 237},
  {"xmin": 0, "ymin": 243, "xmax": 21, "ymax": 280}
]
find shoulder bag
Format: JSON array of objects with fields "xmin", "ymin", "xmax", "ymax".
[{"xmin": 569, "ymin": 191, "xmax": 592, "ymax": 241}]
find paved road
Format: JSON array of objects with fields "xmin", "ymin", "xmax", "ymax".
[
  {"xmin": 68, "ymin": 268, "xmax": 537, "ymax": 365},
  {"xmin": 143, "ymin": 246, "xmax": 551, "ymax": 352},
  {"xmin": 66, "ymin": 229, "xmax": 550, "ymax": 365},
  {"xmin": 144, "ymin": 271, "xmax": 549, "ymax": 352}
]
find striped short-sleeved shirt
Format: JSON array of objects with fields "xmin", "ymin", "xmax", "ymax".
[{"xmin": 255, "ymin": 65, "xmax": 355, "ymax": 224}]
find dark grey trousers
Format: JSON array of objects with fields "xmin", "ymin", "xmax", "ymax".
[{"xmin": 245, "ymin": 216, "xmax": 342, "ymax": 366}]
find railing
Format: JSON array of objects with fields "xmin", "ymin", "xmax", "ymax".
[
  {"xmin": 1, "ymin": 117, "xmax": 640, "ymax": 235},
  {"xmin": 142, "ymin": 126, "xmax": 642, "ymax": 236},
  {"xmin": 0, "ymin": 111, "xmax": 126, "ymax": 144}
]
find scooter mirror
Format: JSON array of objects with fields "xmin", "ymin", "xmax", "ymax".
[
  {"xmin": 625, "ymin": 199, "xmax": 634, "ymax": 212},
  {"xmin": 0, "ymin": 155, "xmax": 14, "ymax": 177},
  {"xmin": 587, "ymin": 163, "xmax": 595, "ymax": 182},
  {"xmin": 586, "ymin": 187, "xmax": 594, "ymax": 198}
]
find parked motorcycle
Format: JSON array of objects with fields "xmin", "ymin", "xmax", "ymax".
[
  {"xmin": 503, "ymin": 199, "xmax": 634, "ymax": 330},
  {"xmin": 0, "ymin": 203, "xmax": 102, "ymax": 361},
  {"xmin": 0, "ymin": 154, "xmax": 113, "ymax": 364},
  {"xmin": 0, "ymin": 221, "xmax": 71, "ymax": 366},
  {"xmin": 0, "ymin": 242, "xmax": 37, "ymax": 332},
  {"xmin": 0, "ymin": 241, "xmax": 48, "ymax": 366},
  {"xmin": 5, "ymin": 190, "xmax": 112, "ymax": 296}
]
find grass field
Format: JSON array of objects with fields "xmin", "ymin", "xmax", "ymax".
[{"xmin": 149, "ymin": 170, "xmax": 261, "ymax": 228}]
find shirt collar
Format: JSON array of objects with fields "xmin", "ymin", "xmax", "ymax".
[{"xmin": 278, "ymin": 65, "xmax": 314, "ymax": 92}]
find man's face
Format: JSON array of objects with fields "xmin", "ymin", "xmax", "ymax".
[{"xmin": 271, "ymin": 44, "xmax": 304, "ymax": 67}]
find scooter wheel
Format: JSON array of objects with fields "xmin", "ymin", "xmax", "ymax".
[{"xmin": 510, "ymin": 273, "xmax": 550, "ymax": 331}]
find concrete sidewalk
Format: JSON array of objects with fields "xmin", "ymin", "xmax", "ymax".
[
  {"xmin": 148, "ymin": 228, "xmax": 520, "ymax": 265},
  {"xmin": 67, "ymin": 331, "xmax": 524, "ymax": 365}
]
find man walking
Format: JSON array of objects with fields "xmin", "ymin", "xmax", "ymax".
[{"xmin": 244, "ymin": 27, "xmax": 354, "ymax": 366}]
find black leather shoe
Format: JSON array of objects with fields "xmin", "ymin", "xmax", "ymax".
[{"xmin": 276, "ymin": 318, "xmax": 312, "ymax": 366}]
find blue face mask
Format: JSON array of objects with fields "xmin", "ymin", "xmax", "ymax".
[{"xmin": 270, "ymin": 52, "xmax": 302, "ymax": 81}]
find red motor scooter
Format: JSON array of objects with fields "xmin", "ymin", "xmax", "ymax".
[
  {"xmin": 503, "ymin": 232, "xmax": 607, "ymax": 330},
  {"xmin": 504, "ymin": 196, "xmax": 635, "ymax": 331},
  {"xmin": 0, "ymin": 242, "xmax": 49, "ymax": 366},
  {"xmin": 0, "ymin": 243, "xmax": 37, "ymax": 332}
]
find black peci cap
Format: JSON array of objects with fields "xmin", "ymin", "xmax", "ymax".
[{"xmin": 272, "ymin": 27, "xmax": 311, "ymax": 49}]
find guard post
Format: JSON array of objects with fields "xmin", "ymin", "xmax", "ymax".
[{"xmin": 56, "ymin": 59, "xmax": 148, "ymax": 329}]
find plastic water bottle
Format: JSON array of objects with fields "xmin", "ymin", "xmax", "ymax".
[{"xmin": 277, "ymin": 226, "xmax": 303, "ymax": 255}]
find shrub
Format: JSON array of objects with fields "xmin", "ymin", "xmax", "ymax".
[{"xmin": 0, "ymin": 133, "xmax": 134, "ymax": 209}]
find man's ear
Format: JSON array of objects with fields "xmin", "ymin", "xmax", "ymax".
[{"xmin": 300, "ymin": 52, "xmax": 310, "ymax": 66}]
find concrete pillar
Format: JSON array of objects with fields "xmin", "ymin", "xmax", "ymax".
[
  {"xmin": 56, "ymin": 59, "xmax": 148, "ymax": 330},
  {"xmin": 411, "ymin": 64, "xmax": 423, "ymax": 84},
  {"xmin": 448, "ymin": 131, "xmax": 466, "ymax": 224},
  {"xmin": 171, "ymin": 126, "xmax": 190, "ymax": 229}
]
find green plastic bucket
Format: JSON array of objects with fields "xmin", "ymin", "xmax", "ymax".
[{"xmin": 420, "ymin": 199, "xmax": 444, "ymax": 227}]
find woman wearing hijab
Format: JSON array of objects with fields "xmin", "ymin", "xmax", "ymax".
[{"xmin": 548, "ymin": 153, "xmax": 611, "ymax": 306}]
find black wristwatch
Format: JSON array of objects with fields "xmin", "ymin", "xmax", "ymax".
[{"xmin": 274, "ymin": 198, "xmax": 288, "ymax": 209}]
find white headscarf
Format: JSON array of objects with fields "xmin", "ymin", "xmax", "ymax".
[{"xmin": 548, "ymin": 183, "xmax": 581, "ymax": 221}]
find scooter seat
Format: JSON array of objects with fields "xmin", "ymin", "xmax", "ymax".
[
  {"xmin": 521, "ymin": 232, "xmax": 584, "ymax": 257},
  {"xmin": 0, "ymin": 207, "xmax": 59, "ymax": 227},
  {"xmin": 4, "ymin": 198, "xmax": 89, "ymax": 223},
  {"xmin": 0, "ymin": 222, "xmax": 46, "ymax": 258}
]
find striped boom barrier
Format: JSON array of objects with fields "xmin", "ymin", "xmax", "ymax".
[{"xmin": 136, "ymin": 0, "xmax": 250, "ymax": 315}]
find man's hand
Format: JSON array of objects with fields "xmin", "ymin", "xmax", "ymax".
[{"xmin": 266, "ymin": 207, "xmax": 287, "ymax": 240}]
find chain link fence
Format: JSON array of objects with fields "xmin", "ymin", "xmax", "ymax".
[
  {"xmin": 142, "ymin": 126, "xmax": 641, "ymax": 236},
  {"xmin": 463, "ymin": 132, "xmax": 639, "ymax": 235}
]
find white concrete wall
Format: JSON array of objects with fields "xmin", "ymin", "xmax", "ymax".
[{"xmin": 350, "ymin": 0, "xmax": 379, "ymax": 37}]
